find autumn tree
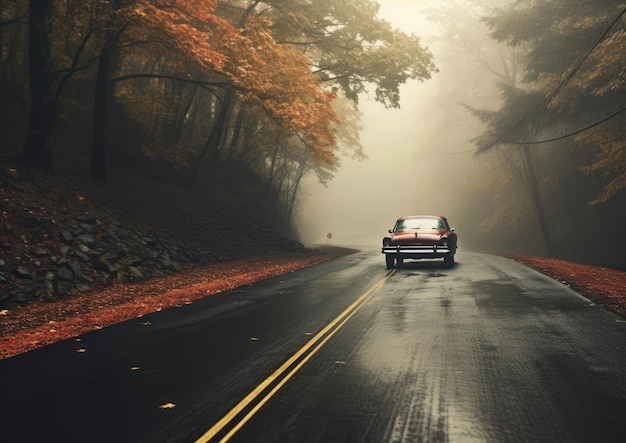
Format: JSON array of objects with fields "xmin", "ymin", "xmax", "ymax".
[
  {"xmin": 470, "ymin": 0, "xmax": 626, "ymax": 255},
  {"xmin": 88, "ymin": 0, "xmax": 237, "ymax": 182},
  {"xmin": 15, "ymin": 1, "xmax": 109, "ymax": 172},
  {"xmin": 245, "ymin": 0, "xmax": 437, "ymax": 108},
  {"xmin": 533, "ymin": 3, "xmax": 626, "ymax": 205},
  {"xmin": 481, "ymin": 1, "xmax": 626, "ymax": 203},
  {"xmin": 2, "ymin": 0, "xmax": 437, "ymax": 227},
  {"xmin": 208, "ymin": 0, "xmax": 435, "ymax": 221},
  {"xmin": 116, "ymin": 0, "xmax": 339, "ymax": 195}
]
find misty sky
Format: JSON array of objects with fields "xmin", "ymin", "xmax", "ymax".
[{"xmin": 297, "ymin": 0, "xmax": 478, "ymax": 247}]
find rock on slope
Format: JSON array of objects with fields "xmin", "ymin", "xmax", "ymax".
[{"xmin": 0, "ymin": 163, "xmax": 305, "ymax": 306}]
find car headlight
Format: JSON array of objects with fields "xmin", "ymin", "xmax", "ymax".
[{"xmin": 441, "ymin": 237, "xmax": 448, "ymax": 246}]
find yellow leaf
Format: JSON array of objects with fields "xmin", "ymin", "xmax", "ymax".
[{"xmin": 159, "ymin": 403, "xmax": 176, "ymax": 409}]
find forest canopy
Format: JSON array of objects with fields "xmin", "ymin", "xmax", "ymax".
[{"xmin": 0, "ymin": 0, "xmax": 436, "ymax": 224}]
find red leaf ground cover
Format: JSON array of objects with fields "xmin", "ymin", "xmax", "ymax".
[
  {"xmin": 507, "ymin": 255, "xmax": 626, "ymax": 317},
  {"xmin": 0, "ymin": 252, "xmax": 344, "ymax": 360}
]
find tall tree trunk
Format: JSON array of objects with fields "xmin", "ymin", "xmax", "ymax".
[
  {"xmin": 91, "ymin": 43, "xmax": 115, "ymax": 182},
  {"xmin": 225, "ymin": 102, "xmax": 245, "ymax": 161},
  {"xmin": 191, "ymin": 87, "xmax": 233, "ymax": 183},
  {"xmin": 285, "ymin": 154, "xmax": 309, "ymax": 224},
  {"xmin": 161, "ymin": 77, "xmax": 195, "ymax": 146},
  {"xmin": 91, "ymin": 0, "xmax": 123, "ymax": 183},
  {"xmin": 521, "ymin": 145, "xmax": 554, "ymax": 255},
  {"xmin": 267, "ymin": 139, "xmax": 280, "ymax": 187},
  {"xmin": 19, "ymin": 0, "xmax": 54, "ymax": 172}
]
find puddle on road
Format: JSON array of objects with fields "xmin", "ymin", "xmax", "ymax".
[
  {"xmin": 428, "ymin": 272, "xmax": 447, "ymax": 278},
  {"xmin": 401, "ymin": 272, "xmax": 448, "ymax": 278}
]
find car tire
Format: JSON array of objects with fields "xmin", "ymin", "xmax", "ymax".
[
  {"xmin": 444, "ymin": 254, "xmax": 455, "ymax": 268},
  {"xmin": 385, "ymin": 254, "xmax": 395, "ymax": 269}
]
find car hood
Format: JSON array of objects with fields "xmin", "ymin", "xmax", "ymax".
[{"xmin": 389, "ymin": 229, "xmax": 447, "ymax": 245}]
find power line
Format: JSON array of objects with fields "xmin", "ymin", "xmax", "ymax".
[
  {"xmin": 467, "ymin": 5, "xmax": 626, "ymax": 154},
  {"xmin": 442, "ymin": 106, "xmax": 626, "ymax": 156},
  {"xmin": 502, "ymin": 106, "xmax": 626, "ymax": 145}
]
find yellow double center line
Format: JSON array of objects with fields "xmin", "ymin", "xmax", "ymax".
[{"xmin": 195, "ymin": 269, "xmax": 396, "ymax": 443}]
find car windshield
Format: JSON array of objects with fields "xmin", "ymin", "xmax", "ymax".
[{"xmin": 395, "ymin": 218, "xmax": 446, "ymax": 231}]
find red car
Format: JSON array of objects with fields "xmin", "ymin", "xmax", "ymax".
[{"xmin": 382, "ymin": 215, "xmax": 457, "ymax": 269}]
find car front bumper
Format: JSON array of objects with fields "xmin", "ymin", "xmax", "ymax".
[{"xmin": 382, "ymin": 244, "xmax": 453, "ymax": 259}]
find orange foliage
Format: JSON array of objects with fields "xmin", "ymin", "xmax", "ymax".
[
  {"xmin": 132, "ymin": 2, "xmax": 338, "ymax": 164},
  {"xmin": 577, "ymin": 121, "xmax": 626, "ymax": 204},
  {"xmin": 220, "ymin": 16, "xmax": 338, "ymax": 163},
  {"xmin": 134, "ymin": 0, "xmax": 234, "ymax": 73}
]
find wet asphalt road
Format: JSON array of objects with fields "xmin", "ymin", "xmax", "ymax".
[{"xmin": 1, "ymin": 250, "xmax": 625, "ymax": 443}]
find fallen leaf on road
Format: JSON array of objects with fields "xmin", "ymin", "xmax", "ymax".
[{"xmin": 159, "ymin": 403, "xmax": 176, "ymax": 409}]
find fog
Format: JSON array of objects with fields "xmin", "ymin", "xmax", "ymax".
[{"xmin": 296, "ymin": 0, "xmax": 483, "ymax": 248}]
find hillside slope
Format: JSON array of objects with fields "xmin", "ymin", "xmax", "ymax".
[{"xmin": 0, "ymin": 161, "xmax": 306, "ymax": 306}]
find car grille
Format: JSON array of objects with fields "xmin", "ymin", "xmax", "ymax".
[{"xmin": 382, "ymin": 245, "xmax": 451, "ymax": 254}]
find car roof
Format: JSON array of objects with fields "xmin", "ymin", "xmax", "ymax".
[{"xmin": 397, "ymin": 215, "xmax": 446, "ymax": 220}]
